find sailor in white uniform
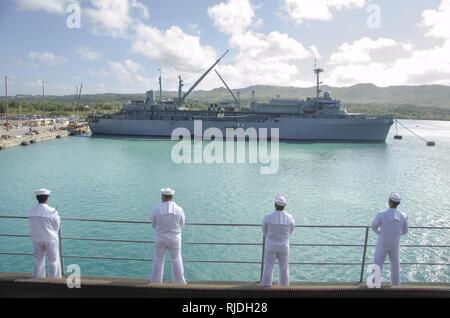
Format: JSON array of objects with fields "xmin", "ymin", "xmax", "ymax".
[
  {"xmin": 28, "ymin": 189, "xmax": 62, "ymax": 278},
  {"xmin": 371, "ymin": 192, "xmax": 408, "ymax": 285},
  {"xmin": 151, "ymin": 187, "xmax": 187, "ymax": 284},
  {"xmin": 260, "ymin": 195, "xmax": 295, "ymax": 287}
]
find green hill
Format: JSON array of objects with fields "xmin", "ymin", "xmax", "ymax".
[{"xmin": 190, "ymin": 83, "xmax": 450, "ymax": 109}]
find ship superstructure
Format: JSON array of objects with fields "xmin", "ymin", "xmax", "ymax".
[{"xmin": 88, "ymin": 53, "xmax": 393, "ymax": 141}]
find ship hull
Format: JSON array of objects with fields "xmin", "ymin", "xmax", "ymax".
[{"xmin": 88, "ymin": 116, "xmax": 393, "ymax": 142}]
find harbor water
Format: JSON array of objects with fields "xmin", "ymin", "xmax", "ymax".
[{"xmin": 0, "ymin": 120, "xmax": 449, "ymax": 283}]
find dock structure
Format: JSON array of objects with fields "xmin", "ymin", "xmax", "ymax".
[
  {"xmin": 0, "ymin": 121, "xmax": 71, "ymax": 149},
  {"xmin": 0, "ymin": 273, "xmax": 449, "ymax": 298},
  {"xmin": 0, "ymin": 129, "xmax": 69, "ymax": 149},
  {"xmin": 1, "ymin": 215, "xmax": 449, "ymax": 297}
]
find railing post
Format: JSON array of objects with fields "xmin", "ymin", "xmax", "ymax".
[
  {"xmin": 58, "ymin": 226, "xmax": 65, "ymax": 277},
  {"xmin": 259, "ymin": 236, "xmax": 265, "ymax": 282},
  {"xmin": 359, "ymin": 226, "xmax": 370, "ymax": 283}
]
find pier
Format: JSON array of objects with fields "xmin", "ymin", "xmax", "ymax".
[{"xmin": 0, "ymin": 119, "xmax": 77, "ymax": 150}]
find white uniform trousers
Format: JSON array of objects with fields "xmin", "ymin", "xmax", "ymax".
[
  {"xmin": 151, "ymin": 239, "xmax": 186, "ymax": 284},
  {"xmin": 373, "ymin": 245, "xmax": 400, "ymax": 285},
  {"xmin": 32, "ymin": 241, "xmax": 62, "ymax": 278},
  {"xmin": 261, "ymin": 244, "xmax": 289, "ymax": 287}
]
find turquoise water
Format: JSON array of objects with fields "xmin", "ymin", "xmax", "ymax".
[{"xmin": 0, "ymin": 120, "xmax": 449, "ymax": 283}]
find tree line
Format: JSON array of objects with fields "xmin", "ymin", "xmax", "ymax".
[
  {"xmin": 1, "ymin": 99, "xmax": 448, "ymax": 120},
  {"xmin": 0, "ymin": 100, "xmax": 119, "ymax": 116}
]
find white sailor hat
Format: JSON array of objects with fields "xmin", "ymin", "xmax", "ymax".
[
  {"xmin": 34, "ymin": 188, "xmax": 51, "ymax": 196},
  {"xmin": 161, "ymin": 187, "xmax": 175, "ymax": 196},
  {"xmin": 389, "ymin": 192, "xmax": 401, "ymax": 203},
  {"xmin": 275, "ymin": 195, "xmax": 287, "ymax": 207}
]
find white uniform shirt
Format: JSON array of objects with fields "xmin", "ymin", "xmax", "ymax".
[
  {"xmin": 151, "ymin": 201, "xmax": 185, "ymax": 241},
  {"xmin": 372, "ymin": 208, "xmax": 408, "ymax": 249},
  {"xmin": 262, "ymin": 210, "xmax": 295, "ymax": 246},
  {"xmin": 28, "ymin": 204, "xmax": 60, "ymax": 242}
]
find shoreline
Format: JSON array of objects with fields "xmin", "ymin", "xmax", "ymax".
[{"xmin": 0, "ymin": 126, "xmax": 70, "ymax": 150}]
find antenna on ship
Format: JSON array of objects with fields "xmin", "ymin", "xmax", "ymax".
[
  {"xmin": 214, "ymin": 69, "xmax": 240, "ymax": 109},
  {"xmin": 313, "ymin": 59, "xmax": 323, "ymax": 98},
  {"xmin": 178, "ymin": 75, "xmax": 184, "ymax": 102},
  {"xmin": 158, "ymin": 68, "xmax": 162, "ymax": 103}
]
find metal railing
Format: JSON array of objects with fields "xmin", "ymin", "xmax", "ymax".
[{"xmin": 0, "ymin": 215, "xmax": 449, "ymax": 282}]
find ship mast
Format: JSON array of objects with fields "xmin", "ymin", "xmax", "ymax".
[
  {"xmin": 178, "ymin": 50, "xmax": 229, "ymax": 106},
  {"xmin": 178, "ymin": 75, "xmax": 183, "ymax": 102},
  {"xmin": 158, "ymin": 68, "xmax": 162, "ymax": 102},
  {"xmin": 313, "ymin": 59, "xmax": 323, "ymax": 98}
]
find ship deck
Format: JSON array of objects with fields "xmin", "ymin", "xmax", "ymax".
[{"xmin": 1, "ymin": 272, "xmax": 449, "ymax": 298}]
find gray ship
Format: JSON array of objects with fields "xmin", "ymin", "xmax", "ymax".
[{"xmin": 88, "ymin": 50, "xmax": 393, "ymax": 141}]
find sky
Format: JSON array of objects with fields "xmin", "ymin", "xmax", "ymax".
[{"xmin": 1, "ymin": 0, "xmax": 450, "ymax": 95}]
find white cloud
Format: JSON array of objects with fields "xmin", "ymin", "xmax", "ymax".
[
  {"xmin": 76, "ymin": 47, "xmax": 100, "ymax": 60},
  {"xmin": 254, "ymin": 18, "xmax": 264, "ymax": 29},
  {"xmin": 14, "ymin": 0, "xmax": 72, "ymax": 14},
  {"xmin": 102, "ymin": 59, "xmax": 153, "ymax": 92},
  {"xmin": 206, "ymin": 1, "xmax": 313, "ymax": 88},
  {"xmin": 28, "ymin": 51, "xmax": 69, "ymax": 65},
  {"xmin": 283, "ymin": 0, "xmax": 332, "ymax": 23},
  {"xmin": 85, "ymin": 0, "xmax": 149, "ymax": 36},
  {"xmin": 131, "ymin": 24, "xmax": 218, "ymax": 73},
  {"xmin": 186, "ymin": 23, "xmax": 201, "ymax": 36},
  {"xmin": 326, "ymin": 0, "xmax": 366, "ymax": 9},
  {"xmin": 214, "ymin": 30, "xmax": 312, "ymax": 88},
  {"xmin": 217, "ymin": 59, "xmax": 305, "ymax": 89},
  {"xmin": 129, "ymin": 26, "xmax": 314, "ymax": 91},
  {"xmin": 421, "ymin": 0, "xmax": 450, "ymax": 39},
  {"xmin": 107, "ymin": 59, "xmax": 142, "ymax": 77},
  {"xmin": 15, "ymin": 0, "xmax": 149, "ymax": 37},
  {"xmin": 229, "ymin": 31, "xmax": 311, "ymax": 63},
  {"xmin": 329, "ymin": 37, "xmax": 398, "ymax": 64},
  {"xmin": 402, "ymin": 42, "xmax": 414, "ymax": 52},
  {"xmin": 283, "ymin": 0, "xmax": 366, "ymax": 24},
  {"xmin": 325, "ymin": 1, "xmax": 450, "ymax": 87},
  {"xmin": 309, "ymin": 45, "xmax": 321, "ymax": 58},
  {"xmin": 207, "ymin": 0, "xmax": 255, "ymax": 35},
  {"xmin": 130, "ymin": 0, "xmax": 149, "ymax": 20},
  {"xmin": 327, "ymin": 40, "xmax": 450, "ymax": 86},
  {"xmin": 86, "ymin": 0, "xmax": 132, "ymax": 36}
]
